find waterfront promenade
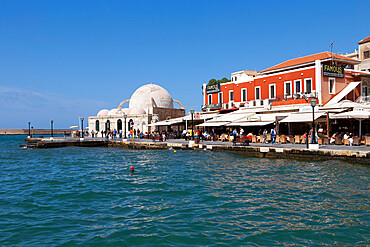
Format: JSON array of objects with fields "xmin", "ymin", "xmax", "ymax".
[{"xmin": 24, "ymin": 137, "xmax": 370, "ymax": 164}]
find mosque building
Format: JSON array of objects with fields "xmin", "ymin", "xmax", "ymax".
[{"xmin": 88, "ymin": 84, "xmax": 185, "ymax": 135}]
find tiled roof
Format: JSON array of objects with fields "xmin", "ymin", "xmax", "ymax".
[
  {"xmin": 259, "ymin": 52, "xmax": 360, "ymax": 73},
  {"xmin": 359, "ymin": 35, "xmax": 370, "ymax": 44}
]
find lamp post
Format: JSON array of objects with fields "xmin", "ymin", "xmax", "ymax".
[
  {"xmin": 50, "ymin": 120, "xmax": 54, "ymax": 137},
  {"xmin": 28, "ymin": 122, "xmax": 31, "ymax": 137},
  {"xmin": 190, "ymin": 109, "xmax": 194, "ymax": 141},
  {"xmin": 80, "ymin": 117, "xmax": 84, "ymax": 138},
  {"xmin": 31, "ymin": 126, "xmax": 34, "ymax": 138},
  {"xmin": 124, "ymin": 114, "xmax": 127, "ymax": 139},
  {"xmin": 311, "ymin": 99, "xmax": 317, "ymax": 144}
]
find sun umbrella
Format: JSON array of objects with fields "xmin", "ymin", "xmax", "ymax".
[
  {"xmin": 331, "ymin": 109, "xmax": 370, "ymax": 138},
  {"xmin": 69, "ymin": 126, "xmax": 79, "ymax": 129}
]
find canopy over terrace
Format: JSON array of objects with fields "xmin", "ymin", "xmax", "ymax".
[
  {"xmin": 280, "ymin": 112, "xmax": 326, "ymax": 123},
  {"xmin": 197, "ymin": 108, "xmax": 259, "ymax": 127},
  {"xmin": 226, "ymin": 112, "xmax": 289, "ymax": 127},
  {"xmin": 331, "ymin": 108, "xmax": 370, "ymax": 138},
  {"xmin": 148, "ymin": 112, "xmax": 218, "ymax": 129}
]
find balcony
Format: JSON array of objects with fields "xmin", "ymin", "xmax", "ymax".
[
  {"xmin": 271, "ymin": 92, "xmax": 318, "ymax": 106},
  {"xmin": 201, "ymin": 103, "xmax": 222, "ymax": 111}
]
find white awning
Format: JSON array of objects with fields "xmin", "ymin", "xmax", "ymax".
[
  {"xmin": 325, "ymin": 81, "xmax": 361, "ymax": 106},
  {"xmin": 280, "ymin": 112, "xmax": 325, "ymax": 123},
  {"xmin": 227, "ymin": 121, "xmax": 274, "ymax": 127},
  {"xmin": 331, "ymin": 109, "xmax": 370, "ymax": 119},
  {"xmin": 233, "ymin": 113, "xmax": 289, "ymax": 123},
  {"xmin": 197, "ymin": 122, "xmax": 226, "ymax": 127}
]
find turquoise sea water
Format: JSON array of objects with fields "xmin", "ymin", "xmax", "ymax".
[{"xmin": 0, "ymin": 136, "xmax": 369, "ymax": 246}]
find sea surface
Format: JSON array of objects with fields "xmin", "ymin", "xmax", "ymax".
[{"xmin": 0, "ymin": 135, "xmax": 369, "ymax": 246}]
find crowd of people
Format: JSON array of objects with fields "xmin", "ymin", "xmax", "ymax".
[{"xmin": 87, "ymin": 127, "xmax": 368, "ymax": 146}]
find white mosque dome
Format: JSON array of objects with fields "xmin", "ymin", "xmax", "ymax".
[
  {"xmin": 129, "ymin": 84, "xmax": 174, "ymax": 109},
  {"xmin": 108, "ymin": 108, "xmax": 118, "ymax": 116},
  {"xmin": 97, "ymin": 109, "xmax": 109, "ymax": 117},
  {"xmin": 130, "ymin": 108, "xmax": 147, "ymax": 115}
]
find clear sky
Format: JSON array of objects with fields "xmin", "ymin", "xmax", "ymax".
[{"xmin": 0, "ymin": 0, "xmax": 369, "ymax": 129}]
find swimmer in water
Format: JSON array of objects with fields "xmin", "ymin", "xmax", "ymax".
[{"xmin": 130, "ymin": 166, "xmax": 134, "ymax": 176}]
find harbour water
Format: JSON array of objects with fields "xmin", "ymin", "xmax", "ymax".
[{"xmin": 0, "ymin": 135, "xmax": 369, "ymax": 246}]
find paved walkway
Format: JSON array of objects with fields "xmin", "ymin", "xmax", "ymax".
[{"xmin": 80, "ymin": 137, "xmax": 370, "ymax": 152}]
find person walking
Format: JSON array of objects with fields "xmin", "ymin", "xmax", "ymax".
[
  {"xmin": 232, "ymin": 128, "xmax": 238, "ymax": 141},
  {"xmin": 271, "ymin": 128, "xmax": 277, "ymax": 145},
  {"xmin": 263, "ymin": 129, "xmax": 268, "ymax": 144}
]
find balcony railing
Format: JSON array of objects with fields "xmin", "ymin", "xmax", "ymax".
[
  {"xmin": 201, "ymin": 103, "xmax": 222, "ymax": 110},
  {"xmin": 271, "ymin": 92, "xmax": 318, "ymax": 103}
]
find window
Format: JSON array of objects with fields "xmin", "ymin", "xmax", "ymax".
[
  {"xmin": 364, "ymin": 50, "xmax": 370, "ymax": 59},
  {"xmin": 229, "ymin": 90, "xmax": 234, "ymax": 101},
  {"xmin": 304, "ymin": 78, "xmax": 312, "ymax": 93},
  {"xmin": 329, "ymin": 78, "xmax": 335, "ymax": 94},
  {"xmin": 255, "ymin": 87, "xmax": 261, "ymax": 100},
  {"xmin": 284, "ymin": 81, "xmax": 292, "ymax": 97},
  {"xmin": 241, "ymin": 88, "xmax": 247, "ymax": 102},
  {"xmin": 294, "ymin": 80, "xmax": 301, "ymax": 94},
  {"xmin": 208, "ymin": 94, "xmax": 212, "ymax": 104},
  {"xmin": 218, "ymin": 92, "xmax": 223, "ymax": 104},
  {"xmin": 269, "ymin": 84, "xmax": 276, "ymax": 99},
  {"xmin": 95, "ymin": 120, "xmax": 100, "ymax": 132}
]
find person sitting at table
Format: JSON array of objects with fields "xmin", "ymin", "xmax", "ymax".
[{"xmin": 330, "ymin": 132, "xmax": 338, "ymax": 144}]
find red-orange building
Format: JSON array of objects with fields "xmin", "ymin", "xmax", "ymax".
[{"xmin": 202, "ymin": 52, "xmax": 368, "ymax": 111}]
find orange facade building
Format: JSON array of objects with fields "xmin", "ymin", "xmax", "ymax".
[{"xmin": 202, "ymin": 52, "xmax": 368, "ymax": 111}]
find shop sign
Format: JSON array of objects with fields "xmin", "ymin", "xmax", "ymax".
[
  {"xmin": 322, "ymin": 64, "xmax": 344, "ymax": 78},
  {"xmin": 247, "ymin": 116, "xmax": 261, "ymax": 121},
  {"xmin": 206, "ymin": 83, "xmax": 221, "ymax": 94}
]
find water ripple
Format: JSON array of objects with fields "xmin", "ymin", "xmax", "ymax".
[{"xmin": 0, "ymin": 136, "xmax": 369, "ymax": 246}]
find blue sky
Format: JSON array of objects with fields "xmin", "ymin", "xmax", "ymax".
[{"xmin": 0, "ymin": 0, "xmax": 369, "ymax": 129}]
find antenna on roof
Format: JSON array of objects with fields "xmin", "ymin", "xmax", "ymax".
[{"xmin": 330, "ymin": 41, "xmax": 335, "ymax": 65}]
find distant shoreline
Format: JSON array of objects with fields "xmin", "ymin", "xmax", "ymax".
[{"xmin": 0, "ymin": 129, "xmax": 73, "ymax": 135}]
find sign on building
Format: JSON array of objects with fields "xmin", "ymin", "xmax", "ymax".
[
  {"xmin": 322, "ymin": 64, "xmax": 344, "ymax": 78},
  {"xmin": 206, "ymin": 83, "xmax": 221, "ymax": 94}
]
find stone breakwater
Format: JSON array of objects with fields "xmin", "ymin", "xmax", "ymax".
[
  {"xmin": 24, "ymin": 138, "xmax": 370, "ymax": 165},
  {"xmin": 1, "ymin": 129, "xmax": 72, "ymax": 135}
]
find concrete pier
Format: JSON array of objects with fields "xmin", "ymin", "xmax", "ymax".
[{"xmin": 24, "ymin": 137, "xmax": 370, "ymax": 164}]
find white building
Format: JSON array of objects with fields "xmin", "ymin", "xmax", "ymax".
[{"xmin": 88, "ymin": 84, "xmax": 185, "ymax": 135}]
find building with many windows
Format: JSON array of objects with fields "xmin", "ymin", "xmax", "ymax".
[{"xmin": 202, "ymin": 51, "xmax": 370, "ymax": 112}]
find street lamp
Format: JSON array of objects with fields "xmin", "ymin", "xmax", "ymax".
[
  {"xmin": 124, "ymin": 114, "xmax": 127, "ymax": 139},
  {"xmin": 80, "ymin": 117, "xmax": 84, "ymax": 138},
  {"xmin": 31, "ymin": 126, "xmax": 34, "ymax": 138},
  {"xmin": 28, "ymin": 122, "xmax": 31, "ymax": 137},
  {"xmin": 190, "ymin": 109, "xmax": 194, "ymax": 141},
  {"xmin": 310, "ymin": 99, "xmax": 317, "ymax": 144},
  {"xmin": 51, "ymin": 120, "xmax": 54, "ymax": 137}
]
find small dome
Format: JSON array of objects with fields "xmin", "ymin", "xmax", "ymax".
[
  {"xmin": 108, "ymin": 108, "xmax": 118, "ymax": 116},
  {"xmin": 97, "ymin": 109, "xmax": 109, "ymax": 117},
  {"xmin": 129, "ymin": 84, "xmax": 174, "ymax": 109},
  {"xmin": 130, "ymin": 108, "xmax": 147, "ymax": 115},
  {"xmin": 122, "ymin": 108, "xmax": 131, "ymax": 114}
]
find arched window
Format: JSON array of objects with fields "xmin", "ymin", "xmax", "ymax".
[
  {"xmin": 128, "ymin": 119, "xmax": 134, "ymax": 130},
  {"xmin": 95, "ymin": 120, "xmax": 100, "ymax": 132},
  {"xmin": 117, "ymin": 119, "xmax": 122, "ymax": 131},
  {"xmin": 106, "ymin": 120, "xmax": 110, "ymax": 130}
]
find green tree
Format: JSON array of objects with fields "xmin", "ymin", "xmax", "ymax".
[
  {"xmin": 208, "ymin": 79, "xmax": 217, "ymax": 85},
  {"xmin": 207, "ymin": 77, "xmax": 230, "ymax": 85},
  {"xmin": 220, "ymin": 77, "xmax": 230, "ymax": 83}
]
